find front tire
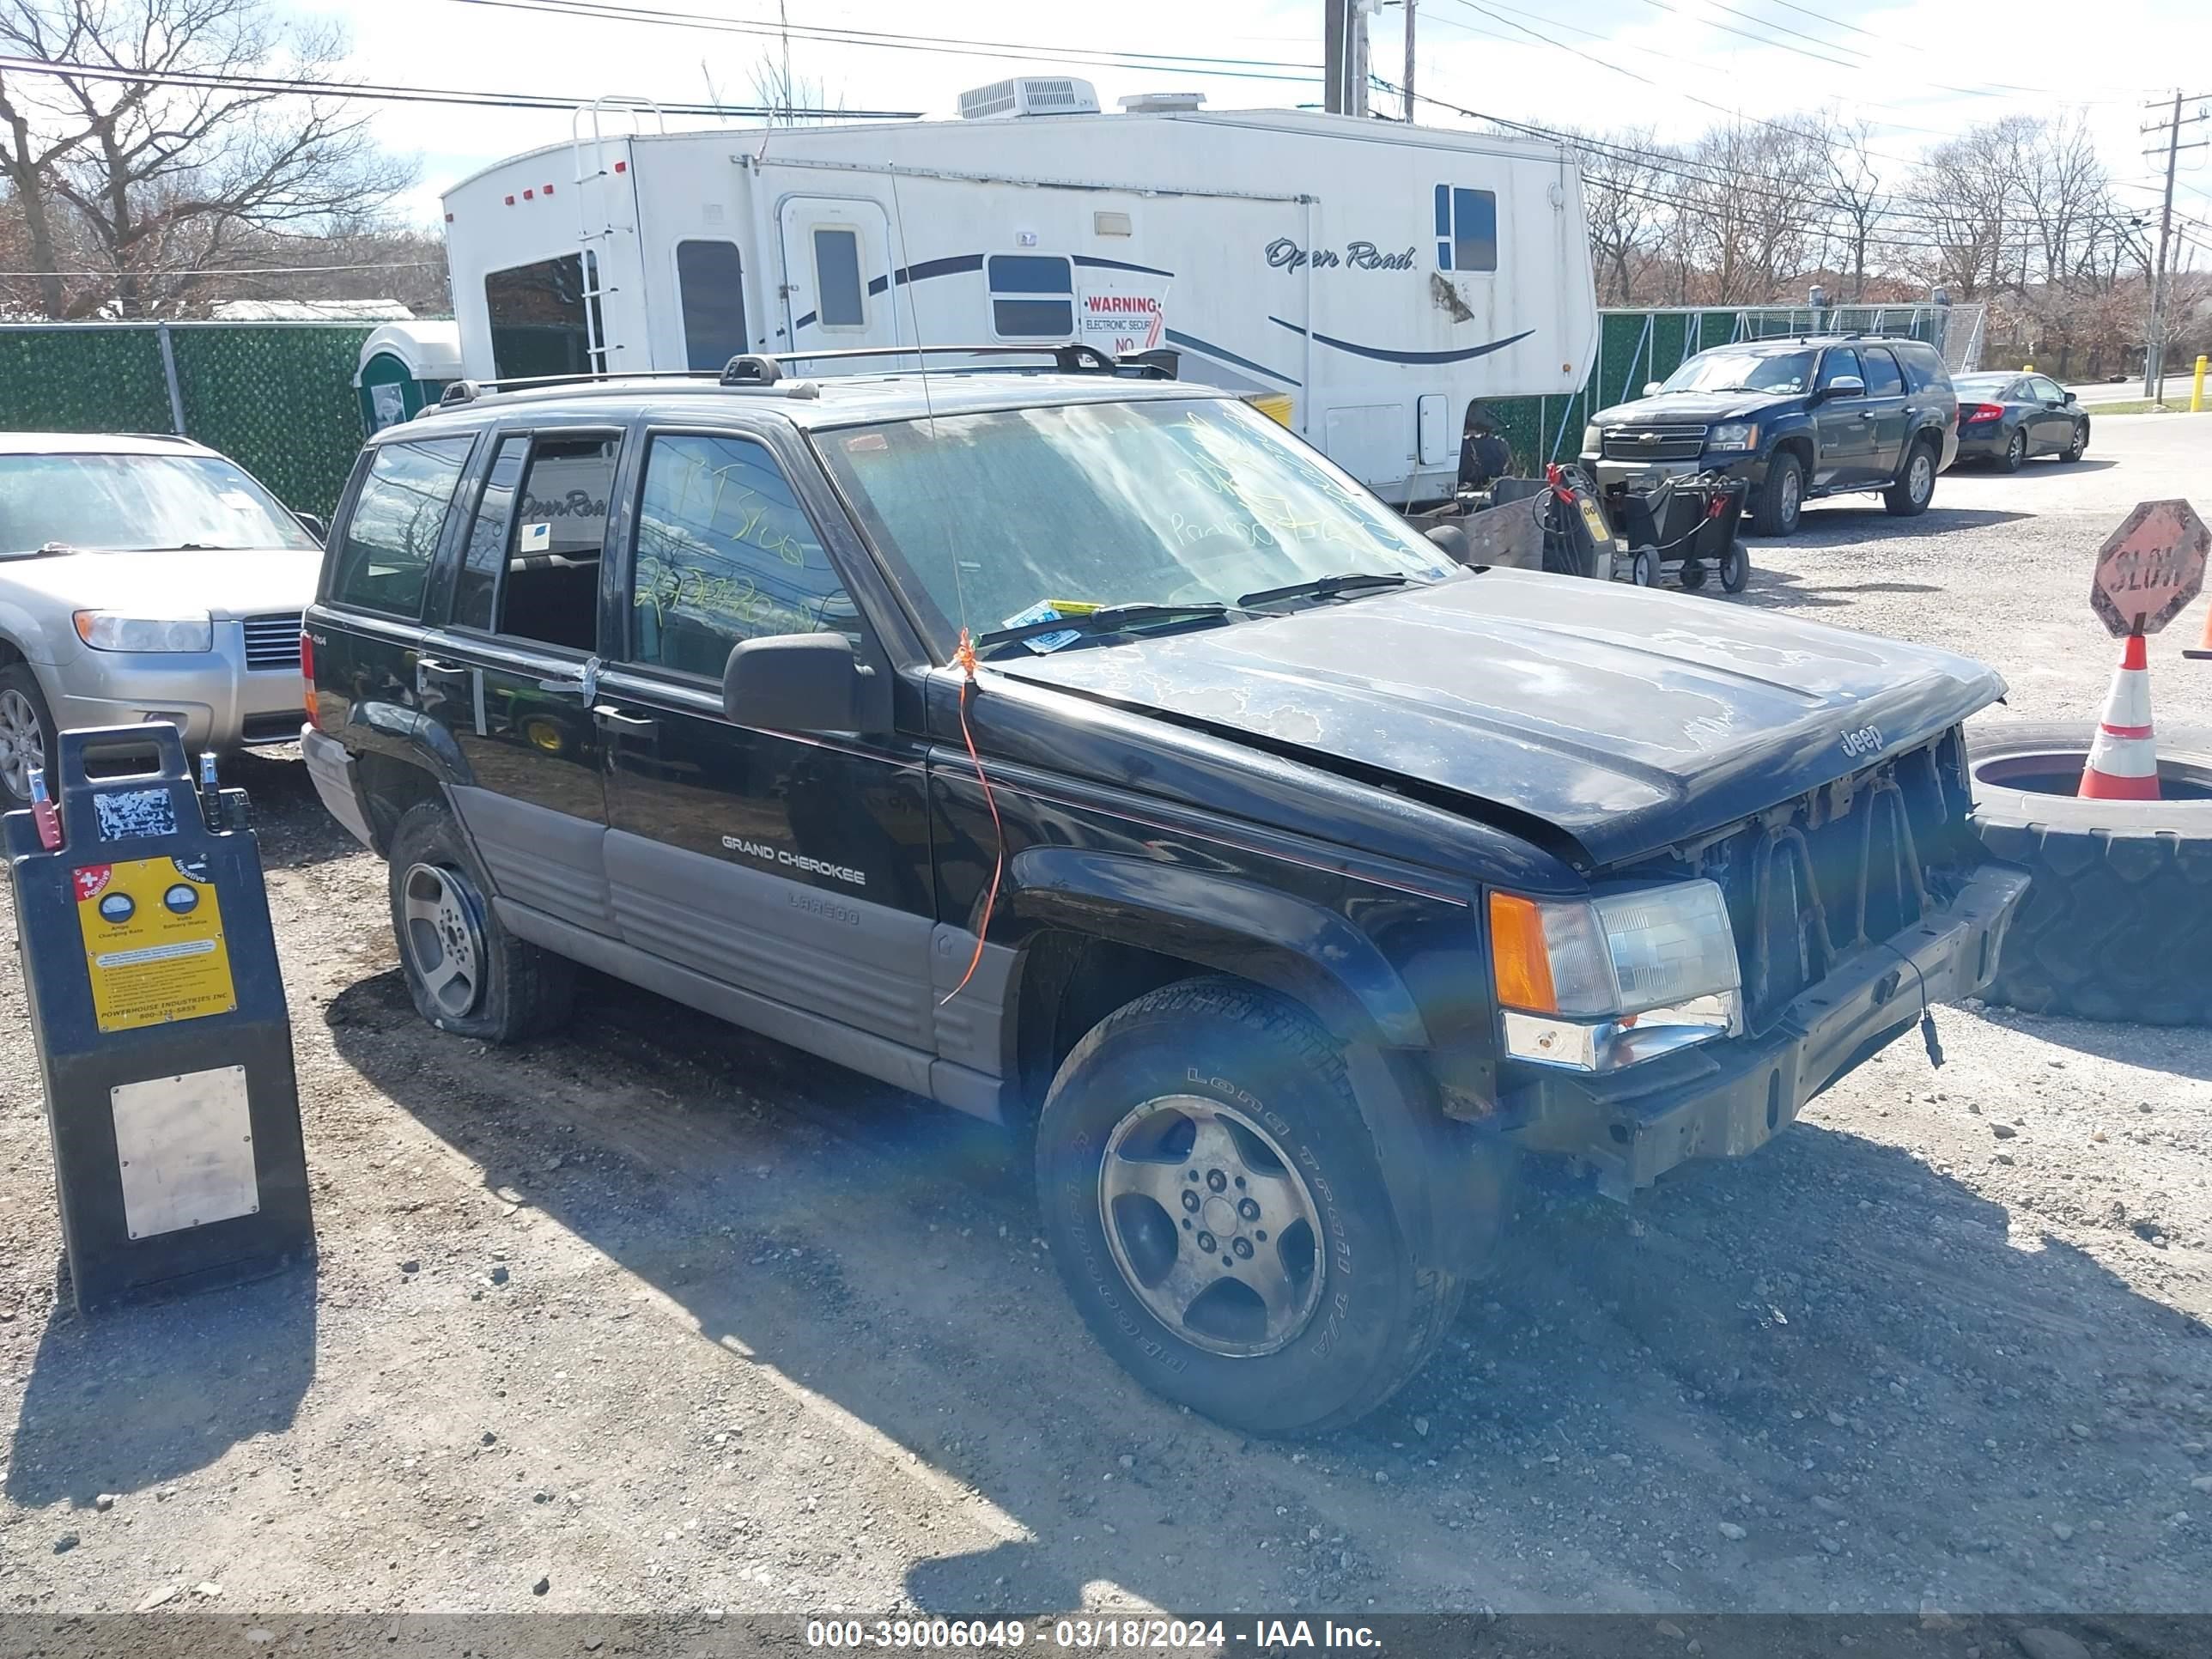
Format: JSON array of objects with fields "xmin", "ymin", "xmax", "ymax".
[
  {"xmin": 1884, "ymin": 439, "xmax": 1937, "ymax": 517},
  {"xmin": 0, "ymin": 662, "xmax": 55, "ymax": 807},
  {"xmin": 1035, "ymin": 977, "xmax": 1468, "ymax": 1436},
  {"xmin": 2062, "ymin": 421, "xmax": 2087, "ymax": 462},
  {"xmin": 1752, "ymin": 451, "xmax": 1804, "ymax": 537},
  {"xmin": 387, "ymin": 799, "xmax": 574, "ymax": 1042}
]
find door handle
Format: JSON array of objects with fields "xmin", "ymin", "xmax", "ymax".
[
  {"xmin": 1857, "ymin": 410, "xmax": 1875, "ymax": 421},
  {"xmin": 592, "ymin": 704, "xmax": 656, "ymax": 730},
  {"xmin": 417, "ymin": 657, "xmax": 468, "ymax": 678}
]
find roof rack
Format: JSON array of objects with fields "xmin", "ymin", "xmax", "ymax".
[{"xmin": 720, "ymin": 343, "xmax": 1176, "ymax": 385}]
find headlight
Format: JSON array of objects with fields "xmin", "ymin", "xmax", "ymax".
[
  {"xmin": 1581, "ymin": 423, "xmax": 1603, "ymax": 455},
  {"xmin": 73, "ymin": 611, "xmax": 214, "ymax": 653},
  {"xmin": 1706, "ymin": 422, "xmax": 1759, "ymax": 452},
  {"xmin": 1489, "ymin": 880, "xmax": 1743, "ymax": 1071}
]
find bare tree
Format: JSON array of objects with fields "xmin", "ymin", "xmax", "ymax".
[
  {"xmin": 0, "ymin": 0, "xmax": 412, "ymax": 319},
  {"xmin": 1812, "ymin": 112, "xmax": 1884, "ymax": 302},
  {"xmin": 1672, "ymin": 120, "xmax": 1824, "ymax": 304},
  {"xmin": 744, "ymin": 53, "xmax": 842, "ymax": 127},
  {"xmin": 1565, "ymin": 125, "xmax": 1676, "ymax": 306}
]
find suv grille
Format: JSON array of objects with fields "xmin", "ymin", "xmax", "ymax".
[
  {"xmin": 1683, "ymin": 732, "xmax": 1973, "ymax": 1032},
  {"xmin": 242, "ymin": 612, "xmax": 302, "ymax": 672},
  {"xmin": 1602, "ymin": 424, "xmax": 1707, "ymax": 462}
]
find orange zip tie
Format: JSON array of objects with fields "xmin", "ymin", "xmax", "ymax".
[{"xmin": 940, "ymin": 627, "xmax": 1005, "ymax": 1006}]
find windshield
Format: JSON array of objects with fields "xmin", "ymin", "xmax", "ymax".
[
  {"xmin": 815, "ymin": 398, "xmax": 1455, "ymax": 653},
  {"xmin": 0, "ymin": 452, "xmax": 316, "ymax": 556},
  {"xmin": 1660, "ymin": 349, "xmax": 1816, "ymax": 396}
]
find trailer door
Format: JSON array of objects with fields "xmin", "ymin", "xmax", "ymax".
[{"xmin": 777, "ymin": 198, "xmax": 902, "ymax": 357}]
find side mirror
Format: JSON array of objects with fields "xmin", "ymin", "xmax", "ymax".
[
  {"xmin": 1424, "ymin": 522, "xmax": 1473, "ymax": 565},
  {"xmin": 1642, "ymin": 381, "xmax": 1663, "ymax": 398},
  {"xmin": 2063, "ymin": 391, "xmax": 2078, "ymax": 404},
  {"xmin": 1821, "ymin": 375, "xmax": 1866, "ymax": 398},
  {"xmin": 722, "ymin": 632, "xmax": 875, "ymax": 734},
  {"xmin": 293, "ymin": 511, "xmax": 327, "ymax": 544}
]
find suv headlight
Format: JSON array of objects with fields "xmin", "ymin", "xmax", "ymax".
[
  {"xmin": 74, "ymin": 611, "xmax": 215, "ymax": 653},
  {"xmin": 1706, "ymin": 422, "xmax": 1759, "ymax": 452},
  {"xmin": 1581, "ymin": 422, "xmax": 1603, "ymax": 455},
  {"xmin": 1489, "ymin": 880, "xmax": 1743, "ymax": 1071}
]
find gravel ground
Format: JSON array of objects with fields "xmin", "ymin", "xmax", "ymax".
[{"xmin": 1, "ymin": 416, "xmax": 2209, "ymax": 1622}]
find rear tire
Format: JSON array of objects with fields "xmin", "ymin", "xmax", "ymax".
[
  {"xmin": 387, "ymin": 799, "xmax": 574, "ymax": 1042},
  {"xmin": 1035, "ymin": 976, "xmax": 1473, "ymax": 1436},
  {"xmin": 1999, "ymin": 428, "xmax": 2027, "ymax": 473},
  {"xmin": 1630, "ymin": 548, "xmax": 1657, "ymax": 587},
  {"xmin": 1968, "ymin": 721, "xmax": 2212, "ymax": 1025},
  {"xmin": 1752, "ymin": 451, "xmax": 1804, "ymax": 538},
  {"xmin": 1884, "ymin": 438, "xmax": 1937, "ymax": 517},
  {"xmin": 1719, "ymin": 538, "xmax": 1751, "ymax": 594}
]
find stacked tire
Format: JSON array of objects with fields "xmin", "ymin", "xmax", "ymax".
[{"xmin": 1969, "ymin": 722, "xmax": 2212, "ymax": 1025}]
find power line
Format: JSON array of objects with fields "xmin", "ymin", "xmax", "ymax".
[
  {"xmin": 439, "ymin": 0, "xmax": 1325, "ymax": 85},
  {"xmin": 0, "ymin": 53, "xmax": 919, "ymax": 117}
]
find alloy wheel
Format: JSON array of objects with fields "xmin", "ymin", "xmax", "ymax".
[
  {"xmin": 0, "ymin": 687, "xmax": 45, "ymax": 803},
  {"xmin": 401, "ymin": 861, "xmax": 488, "ymax": 1019}
]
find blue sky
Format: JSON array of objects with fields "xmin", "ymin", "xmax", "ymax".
[{"xmin": 288, "ymin": 0, "xmax": 2212, "ymax": 246}]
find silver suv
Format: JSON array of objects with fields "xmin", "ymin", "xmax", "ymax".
[{"xmin": 0, "ymin": 433, "xmax": 323, "ymax": 804}]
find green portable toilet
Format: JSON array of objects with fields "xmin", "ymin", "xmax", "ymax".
[{"xmin": 356, "ymin": 322, "xmax": 464, "ymax": 431}]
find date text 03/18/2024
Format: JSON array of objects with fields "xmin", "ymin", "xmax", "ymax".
[{"xmin": 803, "ymin": 1619, "xmax": 1382, "ymax": 1650}]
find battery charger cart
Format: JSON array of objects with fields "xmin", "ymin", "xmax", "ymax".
[{"xmin": 1599, "ymin": 471, "xmax": 1752, "ymax": 593}]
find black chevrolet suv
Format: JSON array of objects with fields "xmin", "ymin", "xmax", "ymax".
[
  {"xmin": 301, "ymin": 353, "xmax": 2026, "ymax": 1434},
  {"xmin": 1579, "ymin": 335, "xmax": 1960, "ymax": 537}
]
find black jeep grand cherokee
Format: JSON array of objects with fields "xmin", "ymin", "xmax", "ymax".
[
  {"xmin": 1581, "ymin": 335, "xmax": 1960, "ymax": 537},
  {"xmin": 302, "ymin": 356, "xmax": 2026, "ymax": 1434}
]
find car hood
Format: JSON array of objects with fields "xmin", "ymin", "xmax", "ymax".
[
  {"xmin": 994, "ymin": 572, "xmax": 2006, "ymax": 867},
  {"xmin": 0, "ymin": 546, "xmax": 319, "ymax": 618},
  {"xmin": 1590, "ymin": 390, "xmax": 1783, "ymax": 426}
]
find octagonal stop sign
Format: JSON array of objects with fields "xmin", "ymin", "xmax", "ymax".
[{"xmin": 2090, "ymin": 498, "xmax": 2209, "ymax": 636}]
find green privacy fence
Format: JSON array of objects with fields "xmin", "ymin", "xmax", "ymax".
[
  {"xmin": 1488, "ymin": 302, "xmax": 1983, "ymax": 476},
  {"xmin": 0, "ymin": 322, "xmax": 374, "ymax": 517}
]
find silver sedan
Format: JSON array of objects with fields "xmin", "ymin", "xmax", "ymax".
[{"xmin": 0, "ymin": 433, "xmax": 325, "ymax": 804}]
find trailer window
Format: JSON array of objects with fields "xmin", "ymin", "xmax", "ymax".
[
  {"xmin": 484, "ymin": 253, "xmax": 604, "ymax": 380},
  {"xmin": 1433, "ymin": 185, "xmax": 1497, "ymax": 274},
  {"xmin": 811, "ymin": 228, "xmax": 866, "ymax": 331},
  {"xmin": 677, "ymin": 240, "xmax": 748, "ymax": 368},
  {"xmin": 987, "ymin": 254, "xmax": 1073, "ymax": 339}
]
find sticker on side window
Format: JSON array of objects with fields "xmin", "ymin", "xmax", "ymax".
[{"xmin": 519, "ymin": 522, "xmax": 551, "ymax": 553}]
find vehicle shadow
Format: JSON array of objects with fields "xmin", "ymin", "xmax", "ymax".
[
  {"xmin": 1953, "ymin": 458, "xmax": 2118, "ymax": 479},
  {"xmin": 226, "ymin": 749, "xmax": 362, "ymax": 872},
  {"xmin": 3, "ymin": 1260, "xmax": 318, "ymax": 1509},
  {"xmin": 1722, "ymin": 566, "xmax": 1946, "ymax": 612},
  {"xmin": 1752, "ymin": 506, "xmax": 2033, "ymax": 543},
  {"xmin": 1973, "ymin": 1002, "xmax": 2212, "ymax": 1084},
  {"xmin": 325, "ymin": 966, "xmax": 2212, "ymax": 1614}
]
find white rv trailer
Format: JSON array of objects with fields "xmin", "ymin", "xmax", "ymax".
[{"xmin": 439, "ymin": 82, "xmax": 1600, "ymax": 504}]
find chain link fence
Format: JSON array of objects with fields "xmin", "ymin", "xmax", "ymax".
[{"xmin": 0, "ymin": 322, "xmax": 374, "ymax": 517}]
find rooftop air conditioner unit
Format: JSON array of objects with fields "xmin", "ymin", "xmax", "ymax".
[{"xmin": 957, "ymin": 76, "xmax": 1102, "ymax": 120}]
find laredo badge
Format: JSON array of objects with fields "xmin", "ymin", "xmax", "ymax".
[{"xmin": 73, "ymin": 854, "xmax": 238, "ymax": 1033}]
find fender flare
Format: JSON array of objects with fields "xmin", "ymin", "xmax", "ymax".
[
  {"xmin": 1000, "ymin": 845, "xmax": 1431, "ymax": 1049},
  {"xmin": 342, "ymin": 700, "xmax": 475, "ymax": 787}
]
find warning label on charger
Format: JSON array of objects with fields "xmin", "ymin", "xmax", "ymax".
[{"xmin": 74, "ymin": 856, "xmax": 236, "ymax": 1033}]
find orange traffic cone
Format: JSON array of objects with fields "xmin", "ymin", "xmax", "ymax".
[
  {"xmin": 2080, "ymin": 632, "xmax": 2160, "ymax": 800},
  {"xmin": 2186, "ymin": 599, "xmax": 2211, "ymax": 660}
]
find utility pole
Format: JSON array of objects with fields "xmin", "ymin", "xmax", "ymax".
[
  {"xmin": 1402, "ymin": 0, "xmax": 1416, "ymax": 122},
  {"xmin": 2141, "ymin": 91, "xmax": 2209, "ymax": 399},
  {"xmin": 1322, "ymin": 0, "xmax": 1371, "ymax": 117}
]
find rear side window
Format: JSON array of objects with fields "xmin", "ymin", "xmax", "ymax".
[
  {"xmin": 1893, "ymin": 341, "xmax": 1947, "ymax": 391},
  {"xmin": 987, "ymin": 255, "xmax": 1073, "ymax": 339},
  {"xmin": 327, "ymin": 436, "xmax": 474, "ymax": 618},
  {"xmin": 677, "ymin": 240, "xmax": 748, "ymax": 370},
  {"xmin": 1861, "ymin": 348, "xmax": 1904, "ymax": 398}
]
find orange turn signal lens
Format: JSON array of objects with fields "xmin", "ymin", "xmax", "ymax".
[{"xmin": 1488, "ymin": 891, "xmax": 1559, "ymax": 1015}]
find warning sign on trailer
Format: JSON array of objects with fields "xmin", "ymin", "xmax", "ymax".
[
  {"xmin": 2090, "ymin": 498, "xmax": 2209, "ymax": 637},
  {"xmin": 73, "ymin": 855, "xmax": 237, "ymax": 1033},
  {"xmin": 1077, "ymin": 269, "xmax": 1170, "ymax": 356}
]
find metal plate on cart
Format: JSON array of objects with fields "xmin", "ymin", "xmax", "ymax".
[{"xmin": 110, "ymin": 1065, "xmax": 258, "ymax": 1240}]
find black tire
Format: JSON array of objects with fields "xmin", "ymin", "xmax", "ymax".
[
  {"xmin": 1752, "ymin": 450, "xmax": 1804, "ymax": 538},
  {"xmin": 1678, "ymin": 558, "xmax": 1708, "ymax": 591},
  {"xmin": 1719, "ymin": 538, "xmax": 1751, "ymax": 594},
  {"xmin": 386, "ymin": 799, "xmax": 574, "ymax": 1042},
  {"xmin": 1035, "ymin": 976, "xmax": 1475, "ymax": 1436},
  {"xmin": 1630, "ymin": 549, "xmax": 1657, "ymax": 587},
  {"xmin": 1969, "ymin": 721, "xmax": 2212, "ymax": 1025},
  {"xmin": 2062, "ymin": 420, "xmax": 2087, "ymax": 462},
  {"xmin": 0, "ymin": 660, "xmax": 56, "ymax": 807},
  {"xmin": 1884, "ymin": 437, "xmax": 1938, "ymax": 516},
  {"xmin": 1999, "ymin": 428, "xmax": 2027, "ymax": 473}
]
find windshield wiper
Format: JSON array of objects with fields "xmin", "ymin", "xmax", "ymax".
[
  {"xmin": 975, "ymin": 602, "xmax": 1233, "ymax": 658},
  {"xmin": 1237, "ymin": 572, "xmax": 1410, "ymax": 608},
  {"xmin": 1, "ymin": 540, "xmax": 81, "ymax": 560}
]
